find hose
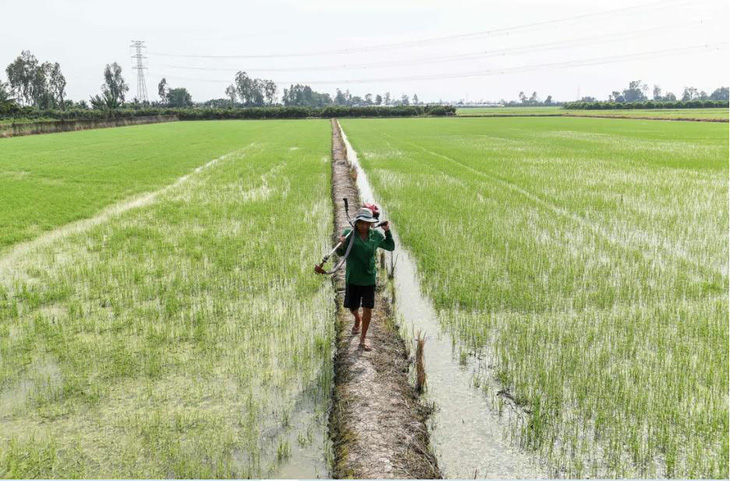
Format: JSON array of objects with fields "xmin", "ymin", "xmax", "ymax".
[{"xmin": 319, "ymin": 228, "xmax": 356, "ymax": 275}]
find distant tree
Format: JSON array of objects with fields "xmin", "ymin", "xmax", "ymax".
[
  {"xmin": 252, "ymin": 79, "xmax": 265, "ymax": 106},
  {"xmin": 5, "ymin": 51, "xmax": 64, "ymax": 108},
  {"xmin": 579, "ymin": 96, "xmax": 596, "ymax": 102},
  {"xmin": 652, "ymin": 85, "xmax": 662, "ymax": 101},
  {"xmin": 77, "ymin": 99, "xmax": 89, "ymax": 109},
  {"xmin": 529, "ymin": 91, "xmax": 539, "ymax": 103},
  {"xmin": 263, "ymin": 79, "xmax": 277, "ymax": 105},
  {"xmin": 621, "ymin": 80, "xmax": 647, "ymax": 102},
  {"xmin": 544, "ymin": 95, "xmax": 553, "ymax": 104},
  {"xmin": 375, "ymin": 94, "xmax": 382, "ymax": 105},
  {"xmin": 334, "ymin": 88, "xmax": 349, "ymax": 106},
  {"xmin": 412, "ymin": 94, "xmax": 419, "ymax": 105},
  {"xmin": 101, "ymin": 62, "xmax": 129, "ymax": 105},
  {"xmin": 663, "ymin": 91, "xmax": 677, "ymax": 101},
  {"xmin": 158, "ymin": 78, "xmax": 168, "ymax": 102},
  {"xmin": 234, "ymin": 71, "xmax": 264, "ymax": 106},
  {"xmin": 166, "ymin": 87, "xmax": 193, "ymax": 107},
  {"xmin": 608, "ymin": 90, "xmax": 625, "ymax": 102},
  {"xmin": 0, "ymin": 79, "xmax": 15, "ymax": 112},
  {"xmin": 89, "ymin": 91, "xmax": 121, "ymax": 110},
  {"xmin": 47, "ymin": 62, "xmax": 66, "ymax": 109},
  {"xmin": 0, "ymin": 79, "xmax": 11, "ymax": 103},
  {"xmin": 400, "ymin": 94, "xmax": 410, "ymax": 105},
  {"xmin": 364, "ymin": 93, "xmax": 373, "ymax": 105},
  {"xmin": 699, "ymin": 90, "xmax": 709, "ymax": 100},
  {"xmin": 282, "ymin": 84, "xmax": 332, "ymax": 107},
  {"xmin": 225, "ymin": 84, "xmax": 237, "ymax": 105},
  {"xmin": 6, "ymin": 50, "xmax": 39, "ymax": 106},
  {"xmin": 710, "ymin": 87, "xmax": 729, "ymax": 101},
  {"xmin": 383, "ymin": 92, "xmax": 391, "ymax": 105},
  {"xmin": 518, "ymin": 91, "xmax": 527, "ymax": 103},
  {"xmin": 682, "ymin": 86, "xmax": 699, "ymax": 101}
]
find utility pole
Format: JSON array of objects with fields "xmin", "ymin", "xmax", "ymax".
[{"xmin": 130, "ymin": 40, "xmax": 149, "ymax": 103}]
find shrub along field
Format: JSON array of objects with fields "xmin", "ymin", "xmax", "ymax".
[
  {"xmin": 0, "ymin": 120, "xmax": 334, "ymax": 477},
  {"xmin": 340, "ymin": 117, "xmax": 728, "ymax": 478},
  {"xmin": 457, "ymin": 106, "xmax": 729, "ymax": 120}
]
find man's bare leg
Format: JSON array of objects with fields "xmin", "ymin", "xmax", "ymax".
[
  {"xmin": 359, "ymin": 308, "xmax": 373, "ymax": 350},
  {"xmin": 351, "ymin": 308, "xmax": 361, "ymax": 334}
]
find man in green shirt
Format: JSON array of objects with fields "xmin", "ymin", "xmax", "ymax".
[{"xmin": 336, "ymin": 207, "xmax": 395, "ymax": 351}]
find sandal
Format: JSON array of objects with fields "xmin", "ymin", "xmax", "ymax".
[
  {"xmin": 351, "ymin": 326, "xmax": 361, "ymax": 335},
  {"xmin": 358, "ymin": 342, "xmax": 372, "ymax": 352}
]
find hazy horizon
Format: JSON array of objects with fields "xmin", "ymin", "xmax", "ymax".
[{"xmin": 1, "ymin": 0, "xmax": 728, "ymax": 104}]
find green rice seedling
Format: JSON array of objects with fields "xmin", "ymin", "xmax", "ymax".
[
  {"xmin": 341, "ymin": 116, "xmax": 728, "ymax": 478},
  {"xmin": 0, "ymin": 120, "xmax": 334, "ymax": 478},
  {"xmin": 0, "ymin": 121, "xmax": 282, "ymax": 250}
]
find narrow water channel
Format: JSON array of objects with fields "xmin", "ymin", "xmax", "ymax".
[{"xmin": 340, "ymin": 123, "xmax": 549, "ymax": 478}]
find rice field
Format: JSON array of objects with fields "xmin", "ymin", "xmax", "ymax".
[
  {"xmin": 1, "ymin": 115, "xmax": 727, "ymax": 478},
  {"xmin": 456, "ymin": 106, "xmax": 729, "ymax": 120},
  {"xmin": 0, "ymin": 121, "xmax": 280, "ymax": 250},
  {"xmin": 340, "ymin": 116, "xmax": 729, "ymax": 478},
  {"xmin": 0, "ymin": 120, "xmax": 335, "ymax": 477}
]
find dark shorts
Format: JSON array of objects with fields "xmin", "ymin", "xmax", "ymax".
[{"xmin": 344, "ymin": 283, "xmax": 376, "ymax": 310}]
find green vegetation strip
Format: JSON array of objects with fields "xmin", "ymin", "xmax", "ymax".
[
  {"xmin": 340, "ymin": 116, "xmax": 728, "ymax": 478},
  {"xmin": 457, "ymin": 107, "xmax": 729, "ymax": 120},
  {"xmin": 0, "ymin": 120, "xmax": 334, "ymax": 477}
]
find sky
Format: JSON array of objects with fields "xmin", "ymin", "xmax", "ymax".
[{"xmin": 1, "ymin": 0, "xmax": 728, "ymax": 104}]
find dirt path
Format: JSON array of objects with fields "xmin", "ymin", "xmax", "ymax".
[{"xmin": 327, "ymin": 119, "xmax": 440, "ymax": 479}]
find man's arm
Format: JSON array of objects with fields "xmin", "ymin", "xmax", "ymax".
[
  {"xmin": 379, "ymin": 225, "xmax": 395, "ymax": 252},
  {"xmin": 335, "ymin": 228, "xmax": 352, "ymax": 256}
]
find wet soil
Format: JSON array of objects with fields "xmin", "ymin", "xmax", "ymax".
[{"xmin": 327, "ymin": 119, "xmax": 440, "ymax": 479}]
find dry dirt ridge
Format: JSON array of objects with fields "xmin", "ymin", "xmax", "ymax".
[{"xmin": 327, "ymin": 119, "xmax": 441, "ymax": 479}]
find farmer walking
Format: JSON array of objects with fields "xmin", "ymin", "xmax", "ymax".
[{"xmin": 336, "ymin": 207, "xmax": 395, "ymax": 351}]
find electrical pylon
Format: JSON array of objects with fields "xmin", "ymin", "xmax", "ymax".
[{"xmin": 130, "ymin": 40, "xmax": 149, "ymax": 103}]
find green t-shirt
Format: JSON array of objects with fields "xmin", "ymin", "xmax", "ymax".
[{"xmin": 336, "ymin": 227, "xmax": 395, "ymax": 286}]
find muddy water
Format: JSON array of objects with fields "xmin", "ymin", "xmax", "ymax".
[
  {"xmin": 272, "ymin": 389, "xmax": 330, "ymax": 479},
  {"xmin": 340, "ymin": 124, "xmax": 549, "ymax": 478}
]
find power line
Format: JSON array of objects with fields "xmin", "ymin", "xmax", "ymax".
[
  {"xmin": 148, "ymin": 0, "xmax": 707, "ymax": 59},
  {"xmin": 157, "ymin": 20, "xmax": 711, "ymax": 74},
  {"xmin": 161, "ymin": 42, "xmax": 727, "ymax": 87}
]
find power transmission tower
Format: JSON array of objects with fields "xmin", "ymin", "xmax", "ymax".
[{"xmin": 130, "ymin": 40, "xmax": 149, "ymax": 103}]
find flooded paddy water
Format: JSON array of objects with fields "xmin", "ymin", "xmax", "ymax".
[{"xmin": 340, "ymin": 123, "xmax": 549, "ymax": 478}]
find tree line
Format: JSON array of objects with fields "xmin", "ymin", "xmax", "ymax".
[
  {"xmin": 2, "ymin": 51, "xmax": 67, "ymax": 110},
  {"xmin": 3, "ymin": 51, "xmax": 726, "ymax": 115},
  {"xmin": 0, "ymin": 105, "xmax": 455, "ymax": 122},
  {"xmin": 0, "ymin": 50, "xmax": 424, "ymax": 114},
  {"xmin": 566, "ymin": 80, "xmax": 728, "ymax": 109},
  {"xmin": 501, "ymin": 91, "xmax": 555, "ymax": 106},
  {"xmin": 563, "ymin": 99, "xmax": 728, "ymax": 110}
]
